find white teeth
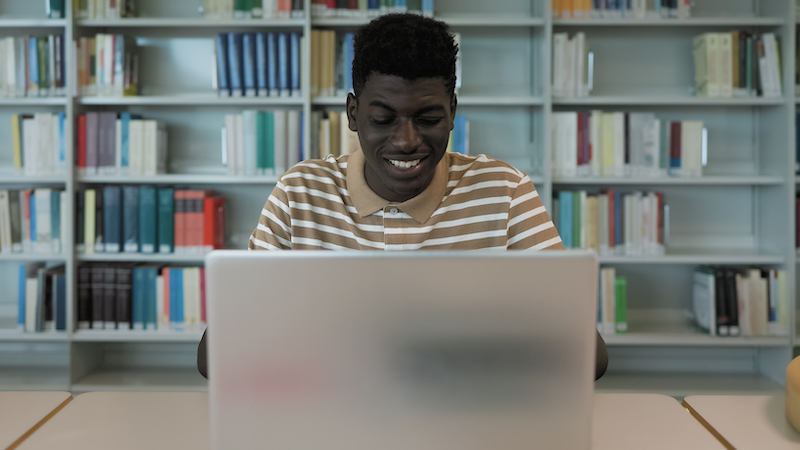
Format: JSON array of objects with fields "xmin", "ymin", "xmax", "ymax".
[{"xmin": 389, "ymin": 159, "xmax": 421, "ymax": 169}]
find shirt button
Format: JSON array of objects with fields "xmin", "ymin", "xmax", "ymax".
[{"xmin": 389, "ymin": 207, "xmax": 399, "ymax": 214}]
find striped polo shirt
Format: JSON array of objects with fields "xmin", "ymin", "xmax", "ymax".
[{"xmin": 248, "ymin": 149, "xmax": 564, "ymax": 251}]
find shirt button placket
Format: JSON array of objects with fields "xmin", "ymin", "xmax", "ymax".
[{"xmin": 385, "ymin": 205, "xmax": 401, "ymax": 249}]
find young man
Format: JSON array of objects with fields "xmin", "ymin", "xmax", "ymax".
[{"xmin": 199, "ymin": 13, "xmax": 607, "ymax": 378}]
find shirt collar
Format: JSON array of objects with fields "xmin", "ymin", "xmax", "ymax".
[{"xmin": 347, "ymin": 150, "xmax": 449, "ymax": 224}]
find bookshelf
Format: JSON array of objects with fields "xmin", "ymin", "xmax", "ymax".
[{"xmin": 0, "ymin": 0, "xmax": 798, "ymax": 396}]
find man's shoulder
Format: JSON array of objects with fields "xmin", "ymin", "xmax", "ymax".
[
  {"xmin": 279, "ymin": 155, "xmax": 350, "ymax": 186},
  {"xmin": 446, "ymin": 153, "xmax": 529, "ymax": 184}
]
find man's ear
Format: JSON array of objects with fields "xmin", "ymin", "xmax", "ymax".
[
  {"xmin": 346, "ymin": 93, "xmax": 358, "ymax": 132},
  {"xmin": 449, "ymin": 94, "xmax": 458, "ymax": 130}
]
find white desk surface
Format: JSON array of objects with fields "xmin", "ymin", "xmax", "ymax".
[
  {"xmin": 592, "ymin": 393, "xmax": 725, "ymax": 450},
  {"xmin": 0, "ymin": 391, "xmax": 72, "ymax": 450},
  {"xmin": 14, "ymin": 392, "xmax": 210, "ymax": 450},
  {"xmin": 682, "ymin": 394, "xmax": 800, "ymax": 450}
]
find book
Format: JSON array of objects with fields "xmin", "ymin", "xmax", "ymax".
[
  {"xmin": 139, "ymin": 186, "xmax": 157, "ymax": 253},
  {"xmin": 158, "ymin": 188, "xmax": 175, "ymax": 253},
  {"xmin": 103, "ymin": 186, "xmax": 122, "ymax": 253},
  {"xmin": 122, "ymin": 186, "xmax": 139, "ymax": 253}
]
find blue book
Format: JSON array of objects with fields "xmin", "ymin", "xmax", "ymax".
[
  {"xmin": 452, "ymin": 115, "xmax": 468, "ymax": 154},
  {"xmin": 17, "ymin": 265, "xmax": 26, "ymax": 331},
  {"xmin": 256, "ymin": 33, "xmax": 268, "ymax": 97},
  {"xmin": 242, "ymin": 33, "xmax": 257, "ymax": 97},
  {"xmin": 368, "ymin": 0, "xmax": 380, "ymax": 13},
  {"xmin": 50, "ymin": 190, "xmax": 60, "ymax": 252},
  {"xmin": 614, "ymin": 191, "xmax": 622, "ymax": 248},
  {"xmin": 54, "ymin": 274, "xmax": 66, "ymax": 331},
  {"xmin": 29, "ymin": 193, "xmax": 36, "ymax": 246},
  {"xmin": 122, "ymin": 186, "xmax": 139, "ymax": 253},
  {"xmin": 343, "ymin": 33, "xmax": 354, "ymax": 93},
  {"xmin": 215, "ymin": 33, "xmax": 230, "ymax": 97},
  {"xmin": 133, "ymin": 268, "xmax": 145, "ymax": 330},
  {"xmin": 144, "ymin": 268, "xmax": 158, "ymax": 330},
  {"xmin": 120, "ymin": 113, "xmax": 131, "ymax": 172},
  {"xmin": 58, "ymin": 112, "xmax": 66, "ymax": 168},
  {"xmin": 169, "ymin": 268, "xmax": 184, "ymax": 331},
  {"xmin": 290, "ymin": 32, "xmax": 301, "ymax": 96},
  {"xmin": 103, "ymin": 186, "xmax": 122, "ymax": 253},
  {"xmin": 157, "ymin": 188, "xmax": 174, "ymax": 254},
  {"xmin": 394, "ymin": 0, "xmax": 407, "ymax": 9},
  {"xmin": 277, "ymin": 33, "xmax": 289, "ymax": 96},
  {"xmin": 227, "ymin": 33, "xmax": 244, "ymax": 97},
  {"xmin": 558, "ymin": 191, "xmax": 573, "ymax": 248},
  {"xmin": 139, "ymin": 186, "xmax": 157, "ymax": 254},
  {"xmin": 421, "ymin": 0, "xmax": 433, "ymax": 15},
  {"xmin": 28, "ymin": 37, "xmax": 39, "ymax": 96},
  {"xmin": 266, "ymin": 33, "xmax": 278, "ymax": 97}
]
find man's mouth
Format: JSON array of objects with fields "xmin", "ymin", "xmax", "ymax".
[{"xmin": 388, "ymin": 159, "xmax": 422, "ymax": 169}]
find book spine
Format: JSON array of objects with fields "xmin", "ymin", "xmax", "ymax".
[
  {"xmin": 227, "ymin": 33, "xmax": 243, "ymax": 97},
  {"xmin": 242, "ymin": 33, "xmax": 257, "ymax": 97},
  {"xmin": 216, "ymin": 33, "xmax": 230, "ymax": 97},
  {"xmin": 91, "ymin": 266, "xmax": 104, "ymax": 328},
  {"xmin": 116, "ymin": 266, "xmax": 132, "ymax": 330},
  {"xmin": 158, "ymin": 188, "xmax": 174, "ymax": 253},
  {"xmin": 103, "ymin": 266, "xmax": 116, "ymax": 329},
  {"xmin": 277, "ymin": 33, "xmax": 289, "ymax": 96},
  {"xmin": 103, "ymin": 186, "xmax": 121, "ymax": 253},
  {"xmin": 256, "ymin": 33, "xmax": 267, "ymax": 97},
  {"xmin": 77, "ymin": 265, "xmax": 91, "ymax": 329},
  {"xmin": 122, "ymin": 186, "xmax": 139, "ymax": 253}
]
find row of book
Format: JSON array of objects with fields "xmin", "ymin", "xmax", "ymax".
[
  {"xmin": 0, "ymin": 189, "xmax": 67, "ymax": 255},
  {"xmin": 692, "ymin": 267, "xmax": 788, "ymax": 337},
  {"xmin": 204, "ymin": 0, "xmax": 305, "ymax": 19},
  {"xmin": 15, "ymin": 263, "xmax": 67, "ymax": 332},
  {"xmin": 0, "ymin": 35, "xmax": 67, "ymax": 98},
  {"xmin": 74, "ymin": 34, "xmax": 139, "ymax": 97},
  {"xmin": 310, "ymin": 0, "xmax": 434, "ymax": 17},
  {"xmin": 76, "ymin": 187, "xmax": 226, "ymax": 255},
  {"xmin": 9, "ymin": 113, "xmax": 67, "ymax": 177},
  {"xmin": 597, "ymin": 267, "xmax": 626, "ymax": 335},
  {"xmin": 215, "ymin": 32, "xmax": 301, "ymax": 98},
  {"xmin": 552, "ymin": 32, "xmax": 592, "ymax": 99},
  {"xmin": 311, "ymin": 30, "xmax": 352, "ymax": 97},
  {"xmin": 77, "ymin": 264, "xmax": 206, "ymax": 331},
  {"xmin": 223, "ymin": 110, "xmax": 301, "ymax": 176},
  {"xmin": 74, "ymin": 0, "xmax": 136, "ymax": 19},
  {"xmin": 553, "ymin": 0, "xmax": 691, "ymax": 19},
  {"xmin": 693, "ymin": 32, "xmax": 781, "ymax": 99},
  {"xmin": 76, "ymin": 112, "xmax": 167, "ymax": 176},
  {"xmin": 551, "ymin": 111, "xmax": 705, "ymax": 179},
  {"xmin": 553, "ymin": 190, "xmax": 667, "ymax": 257}
]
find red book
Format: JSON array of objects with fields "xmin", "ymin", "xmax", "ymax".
[
  {"xmin": 77, "ymin": 114, "xmax": 87, "ymax": 170},
  {"xmin": 670, "ymin": 121, "xmax": 682, "ymax": 170},
  {"xmin": 199, "ymin": 268, "xmax": 206, "ymax": 325},
  {"xmin": 203, "ymin": 197, "xmax": 227, "ymax": 252},
  {"xmin": 326, "ymin": 0, "xmax": 336, "ymax": 10},
  {"xmin": 348, "ymin": 0, "xmax": 358, "ymax": 9},
  {"xmin": 279, "ymin": 0, "xmax": 293, "ymax": 15},
  {"xmin": 186, "ymin": 190, "xmax": 215, "ymax": 252},
  {"xmin": 607, "ymin": 190, "xmax": 615, "ymax": 250}
]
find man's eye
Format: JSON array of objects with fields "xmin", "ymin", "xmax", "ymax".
[
  {"xmin": 417, "ymin": 117, "xmax": 443, "ymax": 126},
  {"xmin": 370, "ymin": 116, "xmax": 395, "ymax": 125}
]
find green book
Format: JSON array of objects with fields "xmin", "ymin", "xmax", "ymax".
[
  {"xmin": 139, "ymin": 186, "xmax": 157, "ymax": 254},
  {"xmin": 256, "ymin": 111, "xmax": 267, "ymax": 173},
  {"xmin": 359, "ymin": 0, "xmax": 368, "ymax": 11},
  {"xmin": 37, "ymin": 37, "xmax": 48, "ymax": 96},
  {"xmin": 48, "ymin": 0, "xmax": 65, "ymax": 18},
  {"xmin": 265, "ymin": 112, "xmax": 275, "ymax": 174},
  {"xmin": 572, "ymin": 191, "xmax": 581, "ymax": 249},
  {"xmin": 252, "ymin": 0, "xmax": 263, "ymax": 17},
  {"xmin": 234, "ymin": 0, "xmax": 249, "ymax": 18},
  {"xmin": 615, "ymin": 277, "xmax": 627, "ymax": 334},
  {"xmin": 157, "ymin": 188, "xmax": 174, "ymax": 254}
]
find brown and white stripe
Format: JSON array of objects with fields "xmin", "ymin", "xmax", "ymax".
[{"xmin": 249, "ymin": 151, "xmax": 563, "ymax": 251}]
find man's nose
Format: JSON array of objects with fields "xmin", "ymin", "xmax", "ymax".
[{"xmin": 390, "ymin": 118, "xmax": 423, "ymax": 152}]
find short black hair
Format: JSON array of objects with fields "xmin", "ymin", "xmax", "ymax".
[{"xmin": 352, "ymin": 13, "xmax": 458, "ymax": 98}]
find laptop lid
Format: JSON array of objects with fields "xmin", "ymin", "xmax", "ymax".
[{"xmin": 207, "ymin": 250, "xmax": 598, "ymax": 450}]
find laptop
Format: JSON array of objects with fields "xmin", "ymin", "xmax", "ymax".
[{"xmin": 206, "ymin": 250, "xmax": 598, "ymax": 450}]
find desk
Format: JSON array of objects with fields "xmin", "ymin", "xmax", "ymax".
[
  {"xmin": 15, "ymin": 392, "xmax": 210, "ymax": 450},
  {"xmin": 592, "ymin": 393, "xmax": 724, "ymax": 449},
  {"xmin": 682, "ymin": 394, "xmax": 800, "ymax": 450},
  {"xmin": 0, "ymin": 391, "xmax": 71, "ymax": 450}
]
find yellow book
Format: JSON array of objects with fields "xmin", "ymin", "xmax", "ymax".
[
  {"xmin": 731, "ymin": 30, "xmax": 739, "ymax": 90},
  {"xmin": 11, "ymin": 115, "xmax": 22, "ymax": 170},
  {"xmin": 561, "ymin": 0, "xmax": 573, "ymax": 18},
  {"xmin": 84, "ymin": 189, "xmax": 96, "ymax": 255},
  {"xmin": 600, "ymin": 112, "xmax": 615, "ymax": 177},
  {"xmin": 329, "ymin": 111, "xmax": 341, "ymax": 157},
  {"xmin": 552, "ymin": 0, "xmax": 561, "ymax": 18},
  {"xmin": 310, "ymin": 30, "xmax": 319, "ymax": 96},
  {"xmin": 585, "ymin": 195, "xmax": 598, "ymax": 250},
  {"xmin": 325, "ymin": 30, "xmax": 336, "ymax": 96}
]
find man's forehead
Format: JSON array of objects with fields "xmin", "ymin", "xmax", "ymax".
[{"xmin": 362, "ymin": 73, "xmax": 449, "ymax": 95}]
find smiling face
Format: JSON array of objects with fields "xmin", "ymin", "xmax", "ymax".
[{"xmin": 346, "ymin": 74, "xmax": 457, "ymax": 203}]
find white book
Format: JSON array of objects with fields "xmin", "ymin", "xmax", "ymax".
[
  {"xmin": 235, "ymin": 114, "xmax": 245, "ymax": 176},
  {"xmin": 106, "ymin": 0, "xmax": 120, "ymax": 19},
  {"xmin": 287, "ymin": 110, "xmax": 301, "ymax": 165},
  {"xmin": 563, "ymin": 112, "xmax": 578, "ymax": 177},
  {"xmin": 4, "ymin": 38, "xmax": 15, "ymax": 98},
  {"xmin": 564, "ymin": 37, "xmax": 575, "ymax": 98},
  {"xmin": 761, "ymin": 33, "xmax": 782, "ymax": 98},
  {"xmin": 34, "ymin": 189, "xmax": 52, "ymax": 253},
  {"xmin": 128, "ymin": 120, "xmax": 144, "ymax": 176},
  {"xmin": 142, "ymin": 120, "xmax": 158, "ymax": 175},
  {"xmin": 263, "ymin": 0, "xmax": 275, "ymax": 18},
  {"xmin": 601, "ymin": 267, "xmax": 616, "ymax": 334},
  {"xmin": 224, "ymin": 115, "xmax": 238, "ymax": 175},
  {"xmin": 104, "ymin": 34, "xmax": 115, "ymax": 96},
  {"xmin": 273, "ymin": 110, "xmax": 288, "ymax": 175},
  {"xmin": 550, "ymin": 113, "xmax": 562, "ymax": 176},
  {"xmin": 551, "ymin": 33, "xmax": 567, "ymax": 97},
  {"xmin": 634, "ymin": 191, "xmax": 643, "ymax": 256},
  {"xmin": 156, "ymin": 122, "xmax": 168, "ymax": 175},
  {"xmin": 22, "ymin": 117, "xmax": 39, "ymax": 176},
  {"xmin": 574, "ymin": 32, "xmax": 586, "ymax": 97},
  {"xmin": 717, "ymin": 32, "xmax": 733, "ymax": 98},
  {"xmin": 589, "ymin": 110, "xmax": 602, "ymax": 177},
  {"xmin": 57, "ymin": 191, "xmax": 66, "ymax": 253},
  {"xmin": 627, "ymin": 113, "xmax": 644, "ymax": 176},
  {"xmin": 748, "ymin": 269, "xmax": 768, "ymax": 336},
  {"xmin": 242, "ymin": 110, "xmax": 258, "ymax": 176},
  {"xmin": 705, "ymin": 33, "xmax": 720, "ymax": 97},
  {"xmin": 155, "ymin": 275, "xmax": 166, "ymax": 330},
  {"xmin": 0, "ymin": 39, "xmax": 7, "ymax": 98},
  {"xmin": 26, "ymin": 277, "xmax": 39, "ymax": 332},
  {"xmin": 633, "ymin": 0, "xmax": 646, "ymax": 19},
  {"xmin": 681, "ymin": 120, "xmax": 704, "ymax": 177},
  {"xmin": 612, "ymin": 112, "xmax": 625, "ymax": 177},
  {"xmin": 0, "ymin": 190, "xmax": 10, "ymax": 253}
]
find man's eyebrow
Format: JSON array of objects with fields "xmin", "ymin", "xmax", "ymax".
[
  {"xmin": 369, "ymin": 101, "xmax": 397, "ymax": 112},
  {"xmin": 367, "ymin": 102, "xmax": 446, "ymax": 115}
]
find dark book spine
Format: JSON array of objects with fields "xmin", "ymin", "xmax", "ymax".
[
  {"xmin": 91, "ymin": 266, "xmax": 104, "ymax": 329},
  {"xmin": 95, "ymin": 187, "xmax": 104, "ymax": 252},
  {"xmin": 103, "ymin": 266, "xmax": 117, "ymax": 329},
  {"xmin": 713, "ymin": 267, "xmax": 729, "ymax": 336},
  {"xmin": 116, "ymin": 266, "xmax": 133, "ymax": 330},
  {"xmin": 8, "ymin": 190, "xmax": 22, "ymax": 250},
  {"xmin": 724, "ymin": 269, "xmax": 740, "ymax": 335},
  {"xmin": 76, "ymin": 190, "xmax": 85, "ymax": 253},
  {"xmin": 78, "ymin": 266, "xmax": 92, "ymax": 328}
]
